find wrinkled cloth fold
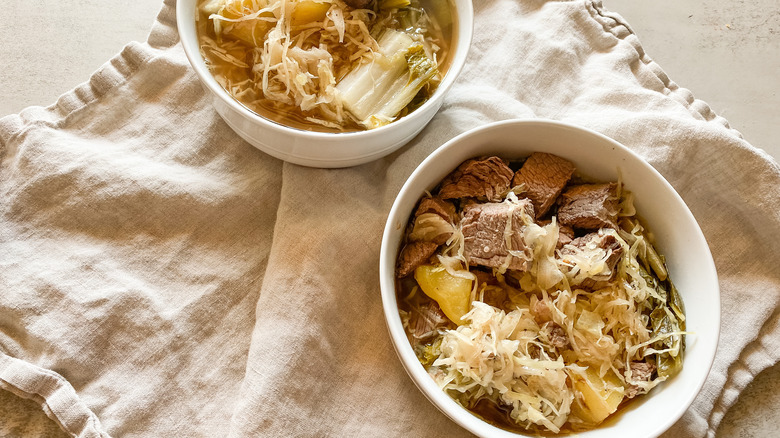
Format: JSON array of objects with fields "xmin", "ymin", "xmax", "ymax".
[{"xmin": 1, "ymin": 0, "xmax": 778, "ymax": 437}]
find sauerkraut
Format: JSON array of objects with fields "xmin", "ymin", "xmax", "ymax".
[{"xmin": 395, "ymin": 153, "xmax": 686, "ymax": 434}]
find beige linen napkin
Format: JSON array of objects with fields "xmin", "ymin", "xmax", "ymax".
[{"xmin": 1, "ymin": 0, "xmax": 779, "ymax": 437}]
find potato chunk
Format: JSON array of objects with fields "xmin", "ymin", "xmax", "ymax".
[
  {"xmin": 571, "ymin": 367, "xmax": 625, "ymax": 425},
  {"xmin": 414, "ymin": 265, "xmax": 472, "ymax": 325}
]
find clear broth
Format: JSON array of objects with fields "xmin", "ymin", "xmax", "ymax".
[{"xmin": 196, "ymin": 0, "xmax": 457, "ymax": 132}]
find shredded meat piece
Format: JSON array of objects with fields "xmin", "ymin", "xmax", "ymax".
[
  {"xmin": 548, "ymin": 324, "xmax": 569, "ymax": 349},
  {"xmin": 410, "ymin": 213, "xmax": 453, "ymax": 245},
  {"xmin": 559, "ymin": 231, "xmax": 624, "ymax": 290},
  {"xmin": 479, "ymin": 285, "xmax": 508, "ymax": 308},
  {"xmin": 513, "ymin": 152, "xmax": 575, "ymax": 218},
  {"xmin": 539, "ymin": 219, "xmax": 575, "ymax": 249},
  {"xmin": 558, "ymin": 183, "xmax": 619, "ymax": 230},
  {"xmin": 558, "ymin": 224, "xmax": 575, "ymax": 248},
  {"xmin": 461, "ymin": 199, "xmax": 535, "ymax": 270},
  {"xmin": 414, "ymin": 197, "xmax": 457, "ymax": 223},
  {"xmin": 531, "ymin": 297, "xmax": 553, "ymax": 324},
  {"xmin": 626, "ymin": 361, "xmax": 656, "ymax": 398},
  {"xmin": 344, "ymin": 0, "xmax": 372, "ymax": 9},
  {"xmin": 473, "ymin": 269, "xmax": 497, "ymax": 287},
  {"xmin": 409, "ymin": 300, "xmax": 449, "ymax": 340},
  {"xmin": 396, "ymin": 240, "xmax": 438, "ymax": 278},
  {"xmin": 439, "ymin": 156, "xmax": 514, "ymax": 201}
]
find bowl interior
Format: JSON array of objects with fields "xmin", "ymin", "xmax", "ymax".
[
  {"xmin": 175, "ymin": 0, "xmax": 474, "ymax": 139},
  {"xmin": 380, "ymin": 119, "xmax": 720, "ymax": 438}
]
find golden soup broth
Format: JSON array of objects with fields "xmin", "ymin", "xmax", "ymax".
[{"xmin": 196, "ymin": 0, "xmax": 456, "ymax": 132}]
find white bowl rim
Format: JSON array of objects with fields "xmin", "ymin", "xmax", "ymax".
[
  {"xmin": 379, "ymin": 118, "xmax": 721, "ymax": 438},
  {"xmin": 175, "ymin": 0, "xmax": 475, "ymax": 139}
]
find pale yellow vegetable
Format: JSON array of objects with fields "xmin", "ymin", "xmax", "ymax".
[
  {"xmin": 414, "ymin": 265, "xmax": 472, "ymax": 325},
  {"xmin": 571, "ymin": 366, "xmax": 625, "ymax": 425},
  {"xmin": 220, "ymin": 0, "xmax": 274, "ymax": 46},
  {"xmin": 291, "ymin": 1, "xmax": 332, "ymax": 26}
]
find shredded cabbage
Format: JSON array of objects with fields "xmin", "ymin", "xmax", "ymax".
[
  {"xmin": 432, "ymin": 303, "xmax": 575, "ymax": 433},
  {"xmin": 399, "ymin": 159, "xmax": 686, "ymax": 434}
]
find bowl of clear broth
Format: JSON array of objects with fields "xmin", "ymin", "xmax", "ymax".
[
  {"xmin": 379, "ymin": 119, "xmax": 719, "ymax": 437},
  {"xmin": 177, "ymin": 0, "xmax": 473, "ymax": 167}
]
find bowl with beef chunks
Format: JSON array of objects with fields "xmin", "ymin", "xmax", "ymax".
[{"xmin": 379, "ymin": 119, "xmax": 719, "ymax": 438}]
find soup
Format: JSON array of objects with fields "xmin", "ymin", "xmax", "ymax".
[
  {"xmin": 395, "ymin": 153, "xmax": 686, "ymax": 434},
  {"xmin": 196, "ymin": 0, "xmax": 455, "ymax": 132}
]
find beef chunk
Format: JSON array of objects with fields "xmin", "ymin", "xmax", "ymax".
[
  {"xmin": 539, "ymin": 219, "xmax": 575, "ymax": 249},
  {"xmin": 558, "ymin": 224, "xmax": 575, "ymax": 248},
  {"xmin": 548, "ymin": 324, "xmax": 569, "ymax": 349},
  {"xmin": 473, "ymin": 269, "xmax": 497, "ymax": 288},
  {"xmin": 410, "ymin": 197, "xmax": 456, "ymax": 245},
  {"xmin": 481, "ymin": 286, "xmax": 508, "ymax": 309},
  {"xmin": 626, "ymin": 361, "xmax": 656, "ymax": 398},
  {"xmin": 559, "ymin": 231, "xmax": 624, "ymax": 287},
  {"xmin": 472, "ymin": 272, "xmax": 509, "ymax": 307},
  {"xmin": 396, "ymin": 240, "xmax": 438, "ymax": 278},
  {"xmin": 414, "ymin": 197, "xmax": 457, "ymax": 223},
  {"xmin": 461, "ymin": 199, "xmax": 534, "ymax": 271},
  {"xmin": 410, "ymin": 215, "xmax": 453, "ymax": 245},
  {"xmin": 439, "ymin": 156, "xmax": 514, "ymax": 201},
  {"xmin": 531, "ymin": 297, "xmax": 553, "ymax": 324},
  {"xmin": 563, "ymin": 232, "xmax": 623, "ymax": 274},
  {"xmin": 344, "ymin": 0, "xmax": 372, "ymax": 8},
  {"xmin": 409, "ymin": 300, "xmax": 450, "ymax": 341},
  {"xmin": 473, "ymin": 269, "xmax": 502, "ymax": 306},
  {"xmin": 558, "ymin": 183, "xmax": 619, "ymax": 230},
  {"xmin": 513, "ymin": 152, "xmax": 575, "ymax": 218}
]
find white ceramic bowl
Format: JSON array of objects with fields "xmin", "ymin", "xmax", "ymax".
[
  {"xmin": 379, "ymin": 119, "xmax": 720, "ymax": 437},
  {"xmin": 176, "ymin": 0, "xmax": 473, "ymax": 168}
]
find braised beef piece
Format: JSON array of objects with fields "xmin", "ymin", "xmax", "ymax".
[
  {"xmin": 538, "ymin": 219, "xmax": 575, "ymax": 249},
  {"xmin": 512, "ymin": 152, "xmax": 575, "ymax": 218},
  {"xmin": 473, "ymin": 271, "xmax": 510, "ymax": 307},
  {"xmin": 439, "ymin": 156, "xmax": 514, "ymax": 202},
  {"xmin": 626, "ymin": 361, "xmax": 657, "ymax": 398},
  {"xmin": 547, "ymin": 324, "xmax": 569, "ymax": 349},
  {"xmin": 559, "ymin": 232, "xmax": 623, "ymax": 289},
  {"xmin": 531, "ymin": 297, "xmax": 553, "ymax": 324},
  {"xmin": 558, "ymin": 183, "xmax": 619, "ymax": 230},
  {"xmin": 396, "ymin": 240, "xmax": 438, "ymax": 278},
  {"xmin": 344, "ymin": 0, "xmax": 372, "ymax": 9},
  {"xmin": 409, "ymin": 215, "xmax": 452, "ymax": 245},
  {"xmin": 409, "ymin": 300, "xmax": 450, "ymax": 341},
  {"xmin": 480, "ymin": 285, "xmax": 508, "ymax": 309},
  {"xmin": 562, "ymin": 232, "xmax": 623, "ymax": 275},
  {"xmin": 414, "ymin": 196, "xmax": 457, "ymax": 223},
  {"xmin": 461, "ymin": 199, "xmax": 535, "ymax": 270},
  {"xmin": 473, "ymin": 269, "xmax": 497, "ymax": 287},
  {"xmin": 558, "ymin": 224, "xmax": 575, "ymax": 248}
]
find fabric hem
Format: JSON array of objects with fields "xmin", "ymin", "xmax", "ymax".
[
  {"xmin": 584, "ymin": 1, "xmax": 779, "ymax": 436},
  {"xmin": 0, "ymin": 0, "xmax": 180, "ymax": 157},
  {"xmin": 584, "ymin": 0, "xmax": 743, "ymax": 139},
  {"xmin": 705, "ymin": 309, "xmax": 780, "ymax": 437},
  {"xmin": 0, "ymin": 0, "xmax": 180, "ymax": 436},
  {"xmin": 0, "ymin": 353, "xmax": 111, "ymax": 438}
]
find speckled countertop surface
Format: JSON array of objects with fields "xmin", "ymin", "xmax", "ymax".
[{"xmin": 1, "ymin": 0, "xmax": 778, "ymax": 436}]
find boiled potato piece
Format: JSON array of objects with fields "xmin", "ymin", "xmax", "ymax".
[
  {"xmin": 571, "ymin": 366, "xmax": 625, "ymax": 425},
  {"xmin": 291, "ymin": 1, "xmax": 332, "ymax": 26},
  {"xmin": 414, "ymin": 265, "xmax": 472, "ymax": 325}
]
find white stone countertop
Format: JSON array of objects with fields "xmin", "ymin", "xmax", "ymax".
[{"xmin": 1, "ymin": 0, "xmax": 778, "ymax": 437}]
